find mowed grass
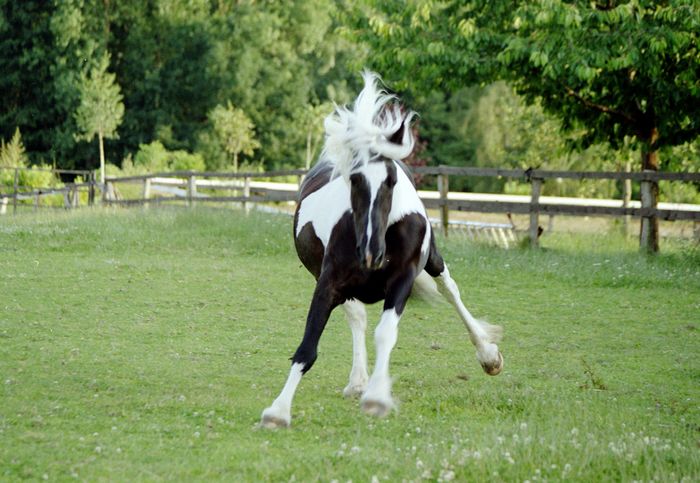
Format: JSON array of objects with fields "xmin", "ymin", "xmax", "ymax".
[{"xmin": 0, "ymin": 208, "xmax": 698, "ymax": 481}]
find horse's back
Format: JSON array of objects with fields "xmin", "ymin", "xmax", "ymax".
[{"xmin": 299, "ymin": 162, "xmax": 336, "ymax": 201}]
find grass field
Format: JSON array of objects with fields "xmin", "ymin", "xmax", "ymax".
[{"xmin": 1, "ymin": 208, "xmax": 698, "ymax": 481}]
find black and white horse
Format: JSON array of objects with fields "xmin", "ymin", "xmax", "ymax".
[{"xmin": 261, "ymin": 72, "xmax": 503, "ymax": 428}]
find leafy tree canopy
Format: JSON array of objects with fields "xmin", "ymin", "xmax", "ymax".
[
  {"xmin": 207, "ymin": 102, "xmax": 260, "ymax": 172},
  {"xmin": 353, "ymin": 0, "xmax": 700, "ymax": 165},
  {"xmin": 74, "ymin": 54, "xmax": 124, "ymax": 144}
]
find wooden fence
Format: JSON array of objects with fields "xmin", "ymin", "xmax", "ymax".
[
  {"xmin": 3, "ymin": 165, "xmax": 699, "ymax": 249},
  {"xmin": 0, "ymin": 167, "xmax": 96, "ymax": 215},
  {"xmin": 413, "ymin": 166, "xmax": 700, "ymax": 249},
  {"xmin": 99, "ymin": 166, "xmax": 700, "ymax": 249}
]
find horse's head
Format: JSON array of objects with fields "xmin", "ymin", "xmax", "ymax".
[
  {"xmin": 350, "ymin": 159, "xmax": 398, "ymax": 270},
  {"xmin": 322, "ymin": 71, "xmax": 416, "ymax": 270}
]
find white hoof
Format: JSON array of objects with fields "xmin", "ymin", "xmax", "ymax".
[
  {"xmin": 476, "ymin": 343, "xmax": 504, "ymax": 376},
  {"xmin": 343, "ymin": 381, "xmax": 367, "ymax": 398},
  {"xmin": 361, "ymin": 397, "xmax": 394, "ymax": 418},
  {"xmin": 361, "ymin": 374, "xmax": 394, "ymax": 416},
  {"xmin": 260, "ymin": 406, "xmax": 291, "ymax": 429}
]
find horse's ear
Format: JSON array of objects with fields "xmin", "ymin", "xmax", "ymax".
[{"xmin": 387, "ymin": 121, "xmax": 405, "ymax": 145}]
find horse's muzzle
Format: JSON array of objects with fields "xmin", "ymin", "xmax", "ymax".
[{"xmin": 362, "ymin": 249, "xmax": 385, "ymax": 270}]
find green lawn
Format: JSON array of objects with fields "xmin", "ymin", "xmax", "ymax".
[{"xmin": 1, "ymin": 208, "xmax": 698, "ymax": 481}]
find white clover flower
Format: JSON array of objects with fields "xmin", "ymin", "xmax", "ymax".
[{"xmin": 438, "ymin": 469, "xmax": 455, "ymax": 482}]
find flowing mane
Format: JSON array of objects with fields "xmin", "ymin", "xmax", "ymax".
[{"xmin": 321, "ymin": 71, "xmax": 416, "ymax": 180}]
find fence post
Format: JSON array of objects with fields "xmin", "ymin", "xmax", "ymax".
[
  {"xmin": 622, "ymin": 161, "xmax": 632, "ymax": 236},
  {"xmin": 437, "ymin": 172, "xmax": 449, "ymax": 237},
  {"xmin": 88, "ymin": 171, "xmax": 96, "ymax": 206},
  {"xmin": 103, "ymin": 181, "xmax": 116, "ymax": 203},
  {"xmin": 242, "ymin": 176, "xmax": 251, "ymax": 214},
  {"xmin": 64, "ymin": 188, "xmax": 72, "ymax": 209},
  {"xmin": 13, "ymin": 167, "xmax": 19, "ymax": 215},
  {"xmin": 529, "ymin": 177, "xmax": 543, "ymax": 248},
  {"xmin": 640, "ymin": 170, "xmax": 658, "ymax": 252},
  {"xmin": 187, "ymin": 174, "xmax": 197, "ymax": 207},
  {"xmin": 142, "ymin": 177, "xmax": 151, "ymax": 209}
]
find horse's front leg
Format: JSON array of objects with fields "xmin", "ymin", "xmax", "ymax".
[
  {"xmin": 360, "ymin": 268, "xmax": 415, "ymax": 417},
  {"xmin": 342, "ymin": 299, "xmax": 369, "ymax": 398},
  {"xmin": 261, "ymin": 276, "xmax": 339, "ymax": 428}
]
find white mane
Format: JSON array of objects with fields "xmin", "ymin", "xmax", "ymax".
[{"xmin": 321, "ymin": 71, "xmax": 416, "ymax": 180}]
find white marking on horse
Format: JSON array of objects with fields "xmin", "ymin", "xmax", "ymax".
[
  {"xmin": 361, "ymin": 307, "xmax": 401, "ymax": 416},
  {"xmin": 295, "ymin": 176, "xmax": 349, "ymax": 247},
  {"xmin": 389, "ymin": 163, "xmax": 432, "ymax": 257},
  {"xmin": 359, "ymin": 161, "xmax": 390, "ymax": 258},
  {"xmin": 343, "ymin": 299, "xmax": 369, "ymax": 397},
  {"xmin": 436, "ymin": 265, "xmax": 503, "ymax": 374},
  {"xmin": 260, "ymin": 362, "xmax": 305, "ymax": 428},
  {"xmin": 296, "ymin": 160, "xmax": 429, "ymax": 252}
]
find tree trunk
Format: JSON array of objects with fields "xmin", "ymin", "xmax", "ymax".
[
  {"xmin": 98, "ymin": 130, "xmax": 105, "ymax": 186},
  {"xmin": 639, "ymin": 127, "xmax": 659, "ymax": 253},
  {"xmin": 306, "ymin": 131, "xmax": 312, "ymax": 170}
]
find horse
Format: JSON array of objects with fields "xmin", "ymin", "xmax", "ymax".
[{"xmin": 261, "ymin": 72, "xmax": 503, "ymax": 428}]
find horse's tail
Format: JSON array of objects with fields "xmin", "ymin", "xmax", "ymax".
[
  {"xmin": 322, "ymin": 70, "xmax": 416, "ymax": 180},
  {"xmin": 411, "ymin": 270, "xmax": 443, "ymax": 304}
]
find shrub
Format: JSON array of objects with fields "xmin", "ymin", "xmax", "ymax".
[{"xmin": 133, "ymin": 141, "xmax": 205, "ymax": 173}]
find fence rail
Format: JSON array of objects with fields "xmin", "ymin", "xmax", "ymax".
[
  {"xmin": 3, "ymin": 165, "xmax": 699, "ymax": 250},
  {"xmin": 413, "ymin": 166, "xmax": 700, "ymax": 182},
  {"xmin": 413, "ymin": 166, "xmax": 700, "ymax": 249},
  {"xmin": 0, "ymin": 167, "xmax": 96, "ymax": 214}
]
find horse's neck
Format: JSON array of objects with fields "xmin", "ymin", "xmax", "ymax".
[{"xmin": 388, "ymin": 161, "xmax": 426, "ymax": 225}]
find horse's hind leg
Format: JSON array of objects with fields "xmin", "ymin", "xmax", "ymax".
[
  {"xmin": 342, "ymin": 299, "xmax": 369, "ymax": 398},
  {"xmin": 425, "ymin": 242, "xmax": 504, "ymax": 375}
]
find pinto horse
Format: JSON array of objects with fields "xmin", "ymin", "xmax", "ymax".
[{"xmin": 261, "ymin": 72, "xmax": 503, "ymax": 428}]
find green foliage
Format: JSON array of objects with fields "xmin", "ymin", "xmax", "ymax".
[
  {"xmin": 353, "ymin": 0, "xmax": 700, "ymax": 163},
  {"xmin": 133, "ymin": 141, "xmax": 205, "ymax": 173},
  {"xmin": 1, "ymin": 0, "xmax": 362, "ymax": 171},
  {"xmin": 18, "ymin": 165, "xmax": 62, "ymax": 191},
  {"xmin": 416, "ymin": 83, "xmax": 624, "ymax": 197},
  {"xmin": 294, "ymin": 101, "xmax": 335, "ymax": 169},
  {"xmin": 74, "ymin": 54, "xmax": 124, "ymax": 143},
  {"xmin": 207, "ymin": 102, "xmax": 260, "ymax": 172},
  {"xmin": 0, "ymin": 128, "xmax": 28, "ymax": 168},
  {"xmin": 0, "ymin": 2, "xmax": 60, "ymax": 164},
  {"xmin": 0, "ymin": 128, "xmax": 61, "ymax": 192}
]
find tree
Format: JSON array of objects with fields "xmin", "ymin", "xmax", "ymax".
[
  {"xmin": 292, "ymin": 102, "xmax": 334, "ymax": 169},
  {"xmin": 353, "ymin": 0, "xmax": 700, "ymax": 252},
  {"xmin": 0, "ymin": 128, "xmax": 28, "ymax": 168},
  {"xmin": 0, "ymin": 1, "xmax": 60, "ymax": 164},
  {"xmin": 208, "ymin": 102, "xmax": 260, "ymax": 172},
  {"xmin": 74, "ymin": 53, "xmax": 124, "ymax": 184}
]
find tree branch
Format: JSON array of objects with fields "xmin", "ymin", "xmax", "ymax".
[
  {"xmin": 563, "ymin": 86, "xmax": 636, "ymax": 124},
  {"xmin": 594, "ymin": 1, "xmax": 615, "ymax": 11}
]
